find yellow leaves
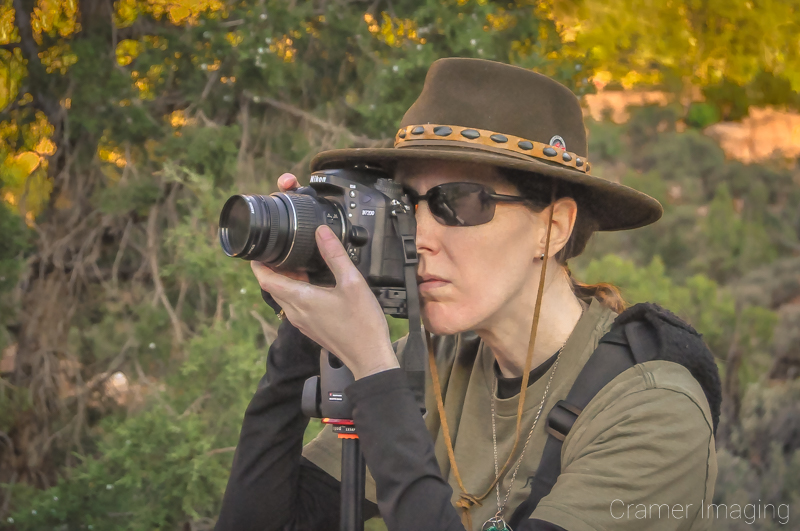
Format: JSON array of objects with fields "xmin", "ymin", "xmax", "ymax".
[
  {"xmin": 225, "ymin": 31, "xmax": 243, "ymax": 47},
  {"xmin": 31, "ymin": 0, "xmax": 81, "ymax": 44},
  {"xmin": 169, "ymin": 110, "xmax": 186, "ymax": 127},
  {"xmin": 590, "ymin": 69, "xmax": 613, "ymax": 90},
  {"xmin": 115, "ymin": 0, "xmax": 229, "ymax": 28},
  {"xmin": 0, "ymin": 159, "xmax": 52, "ymax": 225},
  {"xmin": 304, "ymin": 20, "xmax": 322, "ymax": 39},
  {"xmin": 0, "ymin": 0, "xmax": 18, "ymax": 45},
  {"xmin": 168, "ymin": 4, "xmax": 192, "ymax": 24},
  {"xmin": 98, "ymin": 140, "xmax": 127, "ymax": 169},
  {"xmin": 127, "ymin": 62, "xmax": 165, "ymax": 100},
  {"xmin": 34, "ymin": 136, "xmax": 56, "ymax": 156},
  {"xmin": 364, "ymin": 13, "xmax": 379, "ymax": 33},
  {"xmin": 133, "ymin": 78, "xmax": 150, "ymax": 99},
  {"xmin": 0, "ymin": 48, "xmax": 25, "ymax": 111},
  {"xmin": 619, "ymin": 70, "xmax": 661, "ymax": 90},
  {"xmin": 485, "ymin": 11, "xmax": 515, "ymax": 32},
  {"xmin": 268, "ymin": 36, "xmax": 296, "ymax": 63},
  {"xmin": 363, "ymin": 12, "xmax": 421, "ymax": 47},
  {"xmin": 0, "ymin": 118, "xmax": 17, "ymax": 143},
  {"xmin": 23, "ymin": 110, "xmax": 54, "ymax": 148},
  {"xmin": 113, "ymin": 0, "xmax": 138, "ymax": 27},
  {"xmin": 12, "ymin": 152, "xmax": 41, "ymax": 174},
  {"xmin": 143, "ymin": 34, "xmax": 168, "ymax": 50},
  {"xmin": 0, "ymin": 111, "xmax": 55, "ymax": 223},
  {"xmin": 541, "ymin": 0, "xmax": 800, "ymax": 92},
  {"xmin": 38, "ymin": 42, "xmax": 78, "ymax": 74},
  {"xmin": 116, "ymin": 39, "xmax": 143, "ymax": 66},
  {"xmin": 167, "ymin": 109, "xmax": 195, "ymax": 129},
  {"xmin": 126, "ymin": 61, "xmax": 166, "ymax": 100}
]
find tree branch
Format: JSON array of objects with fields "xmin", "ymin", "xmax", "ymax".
[
  {"xmin": 206, "ymin": 446, "xmax": 236, "ymax": 456},
  {"xmin": 249, "ymin": 309, "xmax": 278, "ymax": 344},
  {"xmin": 244, "ymin": 92, "xmax": 386, "ymax": 148},
  {"xmin": 146, "ymin": 205, "xmax": 184, "ymax": 345}
]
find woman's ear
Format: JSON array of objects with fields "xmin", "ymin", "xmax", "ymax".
[{"xmin": 541, "ymin": 197, "xmax": 578, "ymax": 257}]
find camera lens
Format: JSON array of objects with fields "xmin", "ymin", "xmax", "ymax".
[
  {"xmin": 223, "ymin": 196, "xmax": 252, "ymax": 256},
  {"xmin": 219, "ymin": 192, "xmax": 345, "ymax": 272}
]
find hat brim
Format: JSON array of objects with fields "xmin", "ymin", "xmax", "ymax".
[{"xmin": 310, "ymin": 145, "xmax": 663, "ymax": 232}]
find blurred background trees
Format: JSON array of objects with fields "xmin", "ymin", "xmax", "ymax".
[{"xmin": 0, "ymin": 0, "xmax": 798, "ymax": 529}]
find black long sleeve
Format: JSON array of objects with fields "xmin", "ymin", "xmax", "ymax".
[
  {"xmin": 215, "ymin": 295, "xmax": 564, "ymax": 530},
  {"xmin": 214, "ymin": 318, "xmax": 379, "ymax": 531},
  {"xmin": 345, "ymin": 369, "xmax": 566, "ymax": 531}
]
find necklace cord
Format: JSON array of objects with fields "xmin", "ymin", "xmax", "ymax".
[{"xmin": 426, "ymin": 188, "xmax": 558, "ymax": 530}]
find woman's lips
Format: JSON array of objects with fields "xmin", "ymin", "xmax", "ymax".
[{"xmin": 418, "ymin": 278, "xmax": 450, "ymax": 292}]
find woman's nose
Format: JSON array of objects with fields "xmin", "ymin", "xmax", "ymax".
[{"xmin": 414, "ymin": 201, "xmax": 442, "ymax": 255}]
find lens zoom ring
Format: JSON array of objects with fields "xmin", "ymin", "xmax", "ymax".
[
  {"xmin": 265, "ymin": 196, "xmax": 280, "ymax": 255},
  {"xmin": 283, "ymin": 194, "xmax": 320, "ymax": 270}
]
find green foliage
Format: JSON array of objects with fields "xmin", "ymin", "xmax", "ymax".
[
  {"xmin": 7, "ymin": 403, "xmax": 235, "ymax": 530},
  {"xmin": 578, "ymin": 254, "xmax": 776, "ymax": 367},
  {"xmin": 5, "ymin": 166, "xmax": 271, "ymax": 528},
  {"xmin": 0, "ymin": 201, "xmax": 31, "ymax": 317},
  {"xmin": 580, "ymin": 106, "xmax": 800, "ymax": 285},
  {"xmin": 713, "ymin": 380, "xmax": 800, "ymax": 530},
  {"xmin": 685, "ymin": 102, "xmax": 722, "ymax": 129}
]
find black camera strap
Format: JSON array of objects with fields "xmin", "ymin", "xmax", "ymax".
[{"xmin": 391, "ymin": 202, "xmax": 426, "ymax": 414}]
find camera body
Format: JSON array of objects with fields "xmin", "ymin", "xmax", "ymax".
[{"xmin": 219, "ymin": 167, "xmax": 412, "ymax": 317}]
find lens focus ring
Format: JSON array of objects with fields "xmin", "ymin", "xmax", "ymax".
[{"xmin": 277, "ymin": 193, "xmax": 320, "ymax": 270}]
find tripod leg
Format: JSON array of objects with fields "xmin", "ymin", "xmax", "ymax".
[{"xmin": 340, "ymin": 438, "xmax": 366, "ymax": 531}]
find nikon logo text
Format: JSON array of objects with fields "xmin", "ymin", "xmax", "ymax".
[
  {"xmin": 362, "ymin": 210, "xmax": 375, "ymax": 216},
  {"xmin": 310, "ymin": 175, "xmax": 327, "ymax": 183}
]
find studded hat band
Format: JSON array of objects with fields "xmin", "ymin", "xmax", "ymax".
[{"xmin": 394, "ymin": 124, "xmax": 591, "ymax": 174}]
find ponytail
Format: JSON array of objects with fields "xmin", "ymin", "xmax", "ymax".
[{"xmin": 565, "ymin": 266, "xmax": 627, "ymax": 314}]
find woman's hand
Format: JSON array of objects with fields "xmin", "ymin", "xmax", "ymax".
[{"xmin": 250, "ymin": 173, "xmax": 400, "ymax": 380}]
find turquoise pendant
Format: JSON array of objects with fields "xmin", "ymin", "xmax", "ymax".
[{"xmin": 482, "ymin": 516, "xmax": 512, "ymax": 531}]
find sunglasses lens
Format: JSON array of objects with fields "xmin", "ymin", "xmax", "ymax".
[{"xmin": 428, "ymin": 183, "xmax": 496, "ymax": 226}]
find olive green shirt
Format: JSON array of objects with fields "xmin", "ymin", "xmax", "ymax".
[{"xmin": 303, "ymin": 298, "xmax": 718, "ymax": 530}]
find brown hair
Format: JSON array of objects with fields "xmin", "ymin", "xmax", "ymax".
[{"xmin": 499, "ymin": 167, "xmax": 628, "ymax": 313}]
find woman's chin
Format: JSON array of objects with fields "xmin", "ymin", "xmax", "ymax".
[{"xmin": 421, "ymin": 302, "xmax": 476, "ymax": 336}]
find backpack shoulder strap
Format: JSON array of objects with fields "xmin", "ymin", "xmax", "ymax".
[
  {"xmin": 509, "ymin": 301, "xmax": 723, "ymax": 528},
  {"xmin": 507, "ymin": 319, "xmax": 652, "ymax": 528}
]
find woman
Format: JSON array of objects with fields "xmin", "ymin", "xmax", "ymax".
[{"xmin": 215, "ymin": 58, "xmax": 717, "ymax": 531}]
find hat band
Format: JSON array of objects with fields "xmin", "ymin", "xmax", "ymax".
[
  {"xmin": 394, "ymin": 124, "xmax": 590, "ymax": 174},
  {"xmin": 394, "ymin": 124, "xmax": 591, "ymax": 174}
]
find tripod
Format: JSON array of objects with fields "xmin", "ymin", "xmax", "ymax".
[
  {"xmin": 300, "ymin": 199, "xmax": 427, "ymax": 531},
  {"xmin": 301, "ymin": 350, "xmax": 367, "ymax": 531}
]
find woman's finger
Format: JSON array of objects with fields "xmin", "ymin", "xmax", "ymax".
[
  {"xmin": 251, "ymin": 261, "xmax": 310, "ymax": 300},
  {"xmin": 277, "ymin": 173, "xmax": 299, "ymax": 192},
  {"xmin": 315, "ymin": 225, "xmax": 360, "ymax": 286}
]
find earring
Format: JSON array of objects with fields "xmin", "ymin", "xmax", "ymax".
[{"xmin": 540, "ymin": 253, "xmax": 545, "ymax": 260}]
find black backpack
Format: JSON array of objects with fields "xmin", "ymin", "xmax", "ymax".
[{"xmin": 508, "ymin": 302, "xmax": 722, "ymax": 529}]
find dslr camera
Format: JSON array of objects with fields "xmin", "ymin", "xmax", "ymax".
[{"xmin": 218, "ymin": 167, "xmax": 415, "ymax": 317}]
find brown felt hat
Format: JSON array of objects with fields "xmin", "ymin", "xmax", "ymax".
[{"xmin": 310, "ymin": 58, "xmax": 662, "ymax": 231}]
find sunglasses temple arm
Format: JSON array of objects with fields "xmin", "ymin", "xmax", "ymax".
[{"xmin": 489, "ymin": 194, "xmax": 528, "ymax": 202}]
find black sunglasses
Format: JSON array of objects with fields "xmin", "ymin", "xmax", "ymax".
[{"xmin": 403, "ymin": 182, "xmax": 527, "ymax": 227}]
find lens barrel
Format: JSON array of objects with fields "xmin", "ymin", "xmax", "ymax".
[{"xmin": 219, "ymin": 192, "xmax": 341, "ymax": 271}]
